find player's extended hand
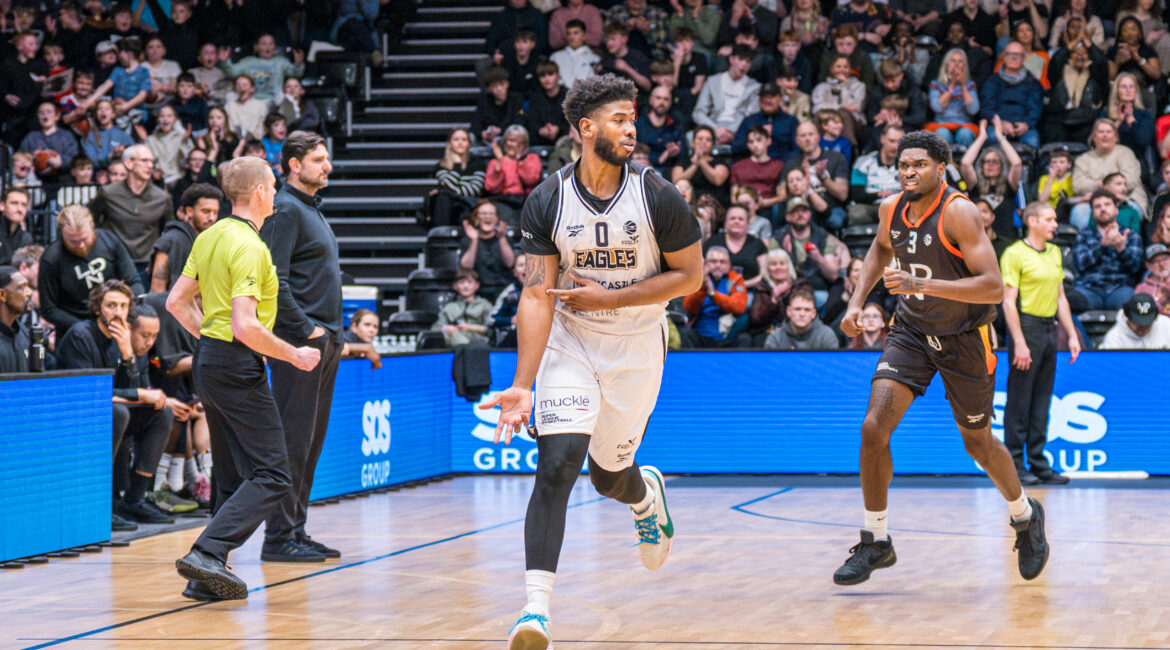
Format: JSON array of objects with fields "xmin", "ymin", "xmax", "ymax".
[
  {"xmin": 292, "ymin": 345, "xmax": 321, "ymax": 372},
  {"xmin": 547, "ymin": 271, "xmax": 614, "ymax": 312},
  {"xmin": 840, "ymin": 304, "xmax": 864, "ymax": 337},
  {"xmin": 883, "ymin": 267, "xmax": 926, "ymax": 296},
  {"xmin": 1012, "ymin": 341, "xmax": 1032, "ymax": 371},
  {"xmin": 479, "ymin": 386, "xmax": 532, "ymax": 444}
]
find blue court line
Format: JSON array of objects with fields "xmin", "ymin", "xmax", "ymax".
[
  {"xmin": 23, "ymin": 496, "xmax": 606, "ymax": 650},
  {"xmin": 730, "ymin": 489, "xmax": 1170, "ymax": 548}
]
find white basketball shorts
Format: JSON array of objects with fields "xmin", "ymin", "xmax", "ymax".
[{"xmin": 533, "ymin": 314, "xmax": 668, "ymax": 471}]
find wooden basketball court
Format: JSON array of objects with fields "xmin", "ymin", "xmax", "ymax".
[{"xmin": 3, "ymin": 475, "xmax": 1169, "ymax": 649}]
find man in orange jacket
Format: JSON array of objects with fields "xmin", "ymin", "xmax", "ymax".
[{"xmin": 683, "ymin": 245, "xmax": 747, "ymax": 347}]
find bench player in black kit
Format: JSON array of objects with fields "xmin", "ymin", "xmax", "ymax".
[{"xmin": 833, "ymin": 131, "xmax": 1048, "ymax": 585}]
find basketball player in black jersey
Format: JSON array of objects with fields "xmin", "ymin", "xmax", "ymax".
[{"xmin": 833, "ymin": 131, "xmax": 1048, "ymax": 585}]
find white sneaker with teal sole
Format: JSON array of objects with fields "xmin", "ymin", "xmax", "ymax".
[
  {"xmin": 633, "ymin": 466, "xmax": 674, "ymax": 570},
  {"xmin": 507, "ymin": 610, "xmax": 552, "ymax": 650}
]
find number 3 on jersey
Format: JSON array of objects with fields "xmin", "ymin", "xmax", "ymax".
[{"xmin": 906, "ymin": 231, "xmax": 917, "ymax": 254}]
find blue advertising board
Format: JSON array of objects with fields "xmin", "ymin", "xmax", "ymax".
[
  {"xmin": 447, "ymin": 351, "xmax": 1170, "ymax": 476},
  {"xmin": 309, "ymin": 353, "xmax": 452, "ymax": 500},
  {"xmin": 0, "ymin": 371, "xmax": 112, "ymax": 562}
]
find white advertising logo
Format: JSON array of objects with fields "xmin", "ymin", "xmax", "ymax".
[
  {"xmin": 361, "ymin": 399, "xmax": 391, "ymax": 487},
  {"xmin": 992, "ymin": 390, "xmax": 1109, "ymax": 472},
  {"xmin": 470, "ymin": 391, "xmax": 539, "ymax": 471}
]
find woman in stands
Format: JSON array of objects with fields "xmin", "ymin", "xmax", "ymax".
[
  {"xmin": 672, "ymin": 126, "xmax": 731, "ymax": 207},
  {"xmin": 429, "ymin": 127, "xmax": 485, "ymax": 228},
  {"xmin": 847, "ymin": 302, "xmax": 889, "ymax": 350},
  {"xmin": 197, "ymin": 107, "xmax": 243, "ymax": 165},
  {"xmin": 747, "ymin": 248, "xmax": 801, "ymax": 346},
  {"xmin": 483, "ymin": 124, "xmax": 542, "ymax": 223},
  {"xmin": 1105, "ymin": 72, "xmax": 1156, "ymax": 164},
  {"xmin": 1071, "ymin": 118, "xmax": 1149, "ymax": 229},
  {"xmin": 1042, "ymin": 41, "xmax": 1104, "ymax": 144},
  {"xmin": 344, "ymin": 309, "xmax": 379, "ymax": 344},
  {"xmin": 1107, "ymin": 16, "xmax": 1161, "ymax": 105},
  {"xmin": 1049, "ymin": 0, "xmax": 1105, "ymax": 50},
  {"xmin": 459, "ymin": 199, "xmax": 515, "ymax": 301},
  {"xmin": 704, "ymin": 204, "xmax": 767, "ymax": 288},
  {"xmin": 960, "ymin": 116, "xmax": 1023, "ymax": 243}
]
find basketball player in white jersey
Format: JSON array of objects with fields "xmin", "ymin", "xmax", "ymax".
[{"xmin": 481, "ymin": 74, "xmax": 703, "ymax": 649}]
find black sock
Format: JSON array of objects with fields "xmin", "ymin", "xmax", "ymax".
[{"xmin": 125, "ymin": 473, "xmax": 153, "ymax": 504}]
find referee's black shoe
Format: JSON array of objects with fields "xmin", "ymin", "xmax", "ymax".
[
  {"xmin": 298, "ymin": 534, "xmax": 341, "ymax": 559},
  {"xmin": 1035, "ymin": 470, "xmax": 1070, "ymax": 485},
  {"xmin": 181, "ymin": 580, "xmax": 223, "ymax": 601},
  {"xmin": 260, "ymin": 540, "xmax": 326, "ymax": 563},
  {"xmin": 833, "ymin": 530, "xmax": 897, "ymax": 585},
  {"xmin": 1012, "ymin": 497, "xmax": 1049, "ymax": 580},
  {"xmin": 175, "ymin": 549, "xmax": 248, "ymax": 600}
]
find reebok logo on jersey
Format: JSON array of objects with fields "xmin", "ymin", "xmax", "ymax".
[
  {"xmin": 967, "ymin": 413, "xmax": 986, "ymax": 424},
  {"xmin": 521, "ymin": 229, "xmax": 533, "ymax": 239},
  {"xmin": 566, "ymin": 225, "xmax": 585, "ymax": 237},
  {"xmin": 891, "ymin": 230, "xmax": 902, "ymax": 239},
  {"xmin": 877, "ymin": 362, "xmax": 897, "ymax": 373},
  {"xmin": 574, "ymin": 248, "xmax": 637, "ymax": 269}
]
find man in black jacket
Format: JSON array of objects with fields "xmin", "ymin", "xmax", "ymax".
[
  {"xmin": 0, "ymin": 265, "xmax": 33, "ymax": 373},
  {"xmin": 525, "ymin": 62, "xmax": 570, "ymax": 147},
  {"xmin": 57, "ymin": 282, "xmax": 177, "ymax": 527},
  {"xmin": 38, "ymin": 205, "xmax": 143, "ymax": 332},
  {"xmin": 258, "ymin": 131, "xmax": 363, "ymax": 562},
  {"xmin": 0, "ymin": 187, "xmax": 32, "ymax": 266}
]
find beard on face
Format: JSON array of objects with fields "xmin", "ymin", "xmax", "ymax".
[
  {"xmin": 594, "ymin": 131, "xmax": 631, "ymax": 167},
  {"xmin": 297, "ymin": 167, "xmax": 328, "ymax": 190}
]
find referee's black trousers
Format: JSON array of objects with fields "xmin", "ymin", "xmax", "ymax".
[
  {"xmin": 1004, "ymin": 314, "xmax": 1058, "ymax": 474},
  {"xmin": 264, "ymin": 334, "xmax": 342, "ymax": 543},
  {"xmin": 192, "ymin": 338, "xmax": 292, "ymax": 562}
]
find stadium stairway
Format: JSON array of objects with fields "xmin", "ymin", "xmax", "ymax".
[{"xmin": 325, "ymin": 0, "xmax": 497, "ymax": 315}]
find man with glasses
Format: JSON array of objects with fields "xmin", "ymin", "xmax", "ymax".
[
  {"xmin": 89, "ymin": 144, "xmax": 172, "ymax": 288},
  {"xmin": 979, "ymin": 41, "xmax": 1042, "ymax": 148}
]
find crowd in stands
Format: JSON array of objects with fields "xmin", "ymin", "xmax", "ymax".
[
  {"xmin": 0, "ymin": 0, "xmax": 387, "ymax": 534},
  {"xmin": 420, "ymin": 0, "xmax": 1170, "ymax": 351}
]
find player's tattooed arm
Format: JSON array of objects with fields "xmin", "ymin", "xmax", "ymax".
[{"xmin": 524, "ymin": 254, "xmax": 547, "ymax": 288}]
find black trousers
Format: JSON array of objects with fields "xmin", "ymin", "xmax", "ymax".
[
  {"xmin": 192, "ymin": 337, "xmax": 292, "ymax": 562},
  {"xmin": 264, "ymin": 334, "xmax": 342, "ymax": 543},
  {"xmin": 111, "ymin": 402, "xmax": 173, "ymax": 475},
  {"xmin": 1004, "ymin": 314, "xmax": 1058, "ymax": 474}
]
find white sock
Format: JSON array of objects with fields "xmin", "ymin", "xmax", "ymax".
[
  {"xmin": 167, "ymin": 456, "xmax": 186, "ymax": 491},
  {"xmin": 524, "ymin": 570, "xmax": 555, "ymax": 618},
  {"xmin": 154, "ymin": 453, "xmax": 171, "ymax": 491},
  {"xmin": 630, "ymin": 478, "xmax": 655, "ymax": 516},
  {"xmin": 184, "ymin": 457, "xmax": 199, "ymax": 487},
  {"xmin": 1009, "ymin": 493, "xmax": 1032, "ymax": 523},
  {"xmin": 864, "ymin": 509, "xmax": 889, "ymax": 541}
]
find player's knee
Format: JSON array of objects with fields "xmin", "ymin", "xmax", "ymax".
[
  {"xmin": 587, "ymin": 463, "xmax": 632, "ymax": 498},
  {"xmin": 959, "ymin": 428, "xmax": 996, "ymax": 459},
  {"xmin": 860, "ymin": 417, "xmax": 892, "ymax": 448},
  {"xmin": 536, "ymin": 454, "xmax": 580, "ymax": 489}
]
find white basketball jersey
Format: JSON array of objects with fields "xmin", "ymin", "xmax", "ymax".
[{"xmin": 549, "ymin": 164, "xmax": 665, "ymax": 334}]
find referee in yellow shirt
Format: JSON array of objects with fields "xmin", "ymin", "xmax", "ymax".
[
  {"xmin": 166, "ymin": 156, "xmax": 321, "ymax": 600},
  {"xmin": 1000, "ymin": 202, "xmax": 1081, "ymax": 487}
]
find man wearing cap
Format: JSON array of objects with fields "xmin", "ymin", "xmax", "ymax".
[
  {"xmin": 91, "ymin": 41, "xmax": 120, "ymax": 88},
  {"xmin": 773, "ymin": 196, "xmax": 847, "ymax": 297},
  {"xmin": 0, "ymin": 266, "xmax": 33, "ymax": 373},
  {"xmin": 1135, "ymin": 244, "xmax": 1170, "ymax": 316},
  {"xmin": 731, "ymin": 83, "xmax": 798, "ymax": 161},
  {"xmin": 1100, "ymin": 293, "xmax": 1170, "ymax": 349}
]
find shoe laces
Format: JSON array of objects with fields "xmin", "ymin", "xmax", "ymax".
[
  {"xmin": 635, "ymin": 514, "xmax": 661, "ymax": 545},
  {"xmin": 515, "ymin": 612, "xmax": 549, "ymax": 632},
  {"xmin": 844, "ymin": 540, "xmax": 883, "ymax": 566}
]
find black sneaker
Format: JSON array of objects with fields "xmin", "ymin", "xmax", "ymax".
[
  {"xmin": 181, "ymin": 580, "xmax": 223, "ymax": 601},
  {"xmin": 175, "ymin": 549, "xmax": 248, "ymax": 600},
  {"xmin": 1035, "ymin": 470, "xmax": 1070, "ymax": 485},
  {"xmin": 260, "ymin": 540, "xmax": 326, "ymax": 563},
  {"xmin": 1018, "ymin": 470, "xmax": 1041, "ymax": 486},
  {"xmin": 298, "ymin": 535, "xmax": 341, "ymax": 559},
  {"xmin": 1011, "ymin": 497, "xmax": 1049, "ymax": 580},
  {"xmin": 833, "ymin": 530, "xmax": 897, "ymax": 585},
  {"xmin": 111, "ymin": 513, "xmax": 138, "ymax": 532},
  {"xmin": 117, "ymin": 500, "xmax": 175, "ymax": 524}
]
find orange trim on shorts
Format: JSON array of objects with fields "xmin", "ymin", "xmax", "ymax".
[
  {"xmin": 979, "ymin": 324, "xmax": 997, "ymax": 375},
  {"xmin": 937, "ymin": 191, "xmax": 971, "ymax": 260},
  {"xmin": 900, "ymin": 182, "xmax": 947, "ymax": 229}
]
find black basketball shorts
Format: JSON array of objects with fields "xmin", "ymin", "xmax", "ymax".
[{"xmin": 871, "ymin": 323, "xmax": 997, "ymax": 428}]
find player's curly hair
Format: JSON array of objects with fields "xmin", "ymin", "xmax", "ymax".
[
  {"xmin": 896, "ymin": 130, "xmax": 951, "ymax": 165},
  {"xmin": 562, "ymin": 74, "xmax": 637, "ymax": 133}
]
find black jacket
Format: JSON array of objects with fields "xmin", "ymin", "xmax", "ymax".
[
  {"xmin": 524, "ymin": 86, "xmax": 569, "ymax": 147},
  {"xmin": 0, "ymin": 222, "xmax": 32, "ymax": 266},
  {"xmin": 472, "ymin": 91, "xmax": 525, "ymax": 141},
  {"xmin": 0, "ymin": 317, "xmax": 29, "ymax": 373},
  {"xmin": 57, "ymin": 319, "xmax": 145, "ymax": 399},
  {"xmin": 38, "ymin": 229, "xmax": 142, "ymax": 332},
  {"xmin": 260, "ymin": 184, "xmax": 343, "ymax": 341}
]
